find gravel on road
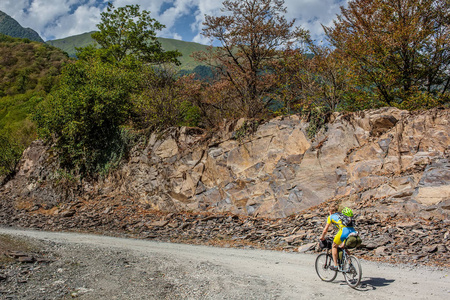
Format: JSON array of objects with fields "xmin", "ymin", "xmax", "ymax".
[{"xmin": 0, "ymin": 227, "xmax": 449, "ymax": 300}]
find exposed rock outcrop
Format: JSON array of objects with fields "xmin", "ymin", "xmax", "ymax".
[{"xmin": 1, "ymin": 107, "xmax": 449, "ymax": 220}]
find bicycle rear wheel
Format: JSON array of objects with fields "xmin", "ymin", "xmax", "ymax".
[
  {"xmin": 343, "ymin": 255, "xmax": 362, "ymax": 288},
  {"xmin": 315, "ymin": 253, "xmax": 337, "ymax": 282}
]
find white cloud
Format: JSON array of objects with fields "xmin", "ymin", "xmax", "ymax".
[
  {"xmin": 112, "ymin": 0, "xmax": 166, "ymax": 15},
  {"xmin": 190, "ymin": 0, "xmax": 224, "ymax": 44},
  {"xmin": 45, "ymin": 5, "xmax": 103, "ymax": 40},
  {"xmin": 284, "ymin": 0, "xmax": 346, "ymax": 43},
  {"xmin": 171, "ymin": 32, "xmax": 183, "ymax": 40},
  {"xmin": 0, "ymin": 0, "xmax": 102, "ymax": 40},
  {"xmin": 159, "ymin": 0, "xmax": 194, "ymax": 28},
  {"xmin": 26, "ymin": 0, "xmax": 77, "ymax": 36},
  {"xmin": 0, "ymin": 0, "xmax": 30, "ymax": 19}
]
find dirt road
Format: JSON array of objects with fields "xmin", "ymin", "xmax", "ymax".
[{"xmin": 0, "ymin": 227, "xmax": 449, "ymax": 299}]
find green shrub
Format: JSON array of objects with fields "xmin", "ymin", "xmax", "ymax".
[
  {"xmin": 34, "ymin": 56, "xmax": 140, "ymax": 176},
  {"xmin": 179, "ymin": 101, "xmax": 202, "ymax": 127},
  {"xmin": 0, "ymin": 134, "xmax": 21, "ymax": 176},
  {"xmin": 305, "ymin": 105, "xmax": 330, "ymax": 139},
  {"xmin": 398, "ymin": 88, "xmax": 441, "ymax": 110},
  {"xmin": 131, "ymin": 68, "xmax": 190, "ymax": 130}
]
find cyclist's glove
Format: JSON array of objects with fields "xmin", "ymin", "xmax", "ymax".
[{"xmin": 319, "ymin": 239, "xmax": 326, "ymax": 249}]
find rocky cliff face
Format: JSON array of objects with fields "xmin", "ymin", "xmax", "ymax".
[{"xmin": 2, "ymin": 107, "xmax": 449, "ymax": 219}]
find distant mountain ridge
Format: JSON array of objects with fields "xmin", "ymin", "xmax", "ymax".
[
  {"xmin": 47, "ymin": 31, "xmax": 210, "ymax": 70},
  {"xmin": 0, "ymin": 11, "xmax": 44, "ymax": 43},
  {"xmin": 0, "ymin": 11, "xmax": 208, "ymax": 70}
]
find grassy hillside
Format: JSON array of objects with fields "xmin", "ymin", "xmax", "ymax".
[
  {"xmin": 0, "ymin": 35, "xmax": 67, "ymax": 97},
  {"xmin": 45, "ymin": 31, "xmax": 97, "ymax": 56},
  {"xmin": 0, "ymin": 11, "xmax": 44, "ymax": 43},
  {"xmin": 46, "ymin": 31, "xmax": 210, "ymax": 70},
  {"xmin": 0, "ymin": 34, "xmax": 68, "ymax": 175}
]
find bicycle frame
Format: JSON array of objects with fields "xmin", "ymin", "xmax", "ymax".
[
  {"xmin": 315, "ymin": 238, "xmax": 362, "ymax": 288},
  {"xmin": 323, "ymin": 247, "xmax": 354, "ymax": 273},
  {"xmin": 322, "ymin": 247, "xmax": 348, "ymax": 271},
  {"xmin": 339, "ymin": 248, "xmax": 349, "ymax": 272}
]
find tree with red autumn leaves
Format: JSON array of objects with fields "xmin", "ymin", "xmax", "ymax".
[
  {"xmin": 324, "ymin": 0, "xmax": 450, "ymax": 109},
  {"xmin": 193, "ymin": 0, "xmax": 308, "ymax": 119}
]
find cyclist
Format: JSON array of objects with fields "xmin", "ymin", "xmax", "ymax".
[{"xmin": 319, "ymin": 204, "xmax": 356, "ymax": 271}]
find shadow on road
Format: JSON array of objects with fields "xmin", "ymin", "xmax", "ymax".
[{"xmin": 355, "ymin": 277, "xmax": 395, "ymax": 291}]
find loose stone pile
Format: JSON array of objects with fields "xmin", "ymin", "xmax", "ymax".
[{"xmin": 1, "ymin": 195, "xmax": 448, "ymax": 268}]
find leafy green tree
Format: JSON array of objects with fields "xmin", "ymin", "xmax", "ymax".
[
  {"xmin": 34, "ymin": 4, "xmax": 188, "ymax": 176},
  {"xmin": 131, "ymin": 66, "xmax": 203, "ymax": 130},
  {"xmin": 91, "ymin": 3, "xmax": 181, "ymax": 65},
  {"xmin": 34, "ymin": 56, "xmax": 140, "ymax": 176}
]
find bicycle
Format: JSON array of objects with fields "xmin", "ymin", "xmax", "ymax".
[{"xmin": 315, "ymin": 237, "xmax": 362, "ymax": 288}]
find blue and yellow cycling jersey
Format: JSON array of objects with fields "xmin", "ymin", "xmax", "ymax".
[
  {"xmin": 327, "ymin": 213, "xmax": 356, "ymax": 245},
  {"xmin": 327, "ymin": 212, "xmax": 348, "ymax": 230}
]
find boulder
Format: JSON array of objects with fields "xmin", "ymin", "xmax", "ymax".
[
  {"xmin": 297, "ymin": 242, "xmax": 316, "ymax": 253},
  {"xmin": 414, "ymin": 159, "xmax": 450, "ymax": 205}
]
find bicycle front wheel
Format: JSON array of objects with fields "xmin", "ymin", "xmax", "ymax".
[
  {"xmin": 343, "ymin": 255, "xmax": 362, "ymax": 288},
  {"xmin": 315, "ymin": 253, "xmax": 337, "ymax": 282}
]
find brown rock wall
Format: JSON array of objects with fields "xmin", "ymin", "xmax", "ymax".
[{"xmin": 1, "ymin": 108, "xmax": 449, "ymax": 220}]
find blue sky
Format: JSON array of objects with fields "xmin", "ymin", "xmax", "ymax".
[{"xmin": 0, "ymin": 0, "xmax": 347, "ymax": 44}]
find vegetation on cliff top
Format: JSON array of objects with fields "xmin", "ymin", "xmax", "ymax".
[
  {"xmin": 33, "ymin": 4, "xmax": 186, "ymax": 176},
  {"xmin": 1, "ymin": 0, "xmax": 449, "ymax": 179}
]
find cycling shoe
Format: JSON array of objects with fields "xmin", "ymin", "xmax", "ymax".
[{"xmin": 329, "ymin": 265, "xmax": 339, "ymax": 271}]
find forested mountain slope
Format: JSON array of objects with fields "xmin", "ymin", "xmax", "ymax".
[
  {"xmin": 0, "ymin": 11, "xmax": 44, "ymax": 42},
  {"xmin": 0, "ymin": 34, "xmax": 68, "ymax": 175}
]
